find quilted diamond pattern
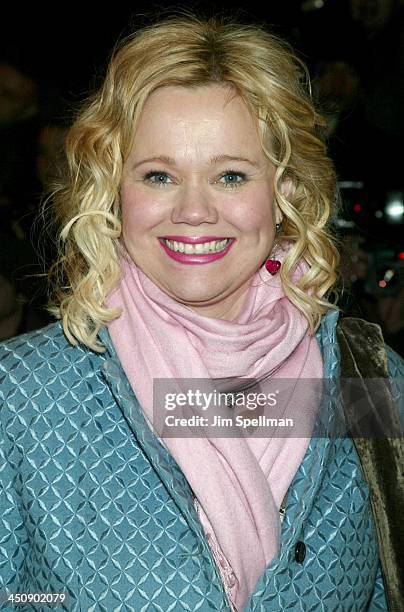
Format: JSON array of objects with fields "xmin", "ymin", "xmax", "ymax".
[
  {"xmin": 0, "ymin": 309, "xmax": 397, "ymax": 611},
  {"xmin": 0, "ymin": 327, "xmax": 229, "ymax": 611},
  {"xmin": 245, "ymin": 437, "xmax": 379, "ymax": 611}
]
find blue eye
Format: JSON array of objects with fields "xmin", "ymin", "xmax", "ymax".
[
  {"xmin": 144, "ymin": 171, "xmax": 172, "ymax": 186},
  {"xmin": 219, "ymin": 171, "xmax": 246, "ymax": 188}
]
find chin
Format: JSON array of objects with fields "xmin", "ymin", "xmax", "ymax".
[{"xmin": 169, "ymin": 290, "xmax": 215, "ymax": 305}]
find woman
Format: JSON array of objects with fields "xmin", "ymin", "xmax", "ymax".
[{"xmin": 0, "ymin": 13, "xmax": 402, "ymax": 612}]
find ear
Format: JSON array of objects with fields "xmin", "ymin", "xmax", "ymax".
[
  {"xmin": 274, "ymin": 177, "xmax": 295, "ymax": 225},
  {"xmin": 280, "ymin": 177, "xmax": 294, "ymax": 200},
  {"xmin": 273, "ymin": 200, "xmax": 283, "ymax": 226}
]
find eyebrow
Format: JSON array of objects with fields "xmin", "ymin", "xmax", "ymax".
[{"xmin": 131, "ymin": 154, "xmax": 260, "ymax": 169}]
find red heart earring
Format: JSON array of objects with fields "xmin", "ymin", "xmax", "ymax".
[{"xmin": 265, "ymin": 259, "xmax": 281, "ymax": 275}]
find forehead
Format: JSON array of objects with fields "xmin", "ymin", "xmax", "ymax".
[{"xmin": 132, "ymin": 84, "xmax": 262, "ymax": 150}]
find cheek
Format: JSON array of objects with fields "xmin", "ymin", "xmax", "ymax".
[
  {"xmin": 120, "ymin": 185, "xmax": 161, "ymax": 233},
  {"xmin": 230, "ymin": 191, "xmax": 274, "ymax": 231}
]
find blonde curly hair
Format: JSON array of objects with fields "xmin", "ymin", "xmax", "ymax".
[{"xmin": 47, "ymin": 10, "xmax": 340, "ymax": 351}]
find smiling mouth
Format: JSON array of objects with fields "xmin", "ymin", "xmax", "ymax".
[{"xmin": 160, "ymin": 238, "xmax": 232, "ymax": 254}]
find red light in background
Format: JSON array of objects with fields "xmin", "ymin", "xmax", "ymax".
[
  {"xmin": 378, "ymin": 280, "xmax": 387, "ymax": 288},
  {"xmin": 399, "ymin": 251, "xmax": 404, "ymax": 260},
  {"xmin": 353, "ymin": 203, "xmax": 362, "ymax": 213}
]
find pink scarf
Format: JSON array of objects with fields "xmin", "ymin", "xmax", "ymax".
[{"xmin": 106, "ymin": 247, "xmax": 323, "ymax": 611}]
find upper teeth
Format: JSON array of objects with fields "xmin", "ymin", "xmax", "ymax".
[{"xmin": 163, "ymin": 239, "xmax": 230, "ymax": 254}]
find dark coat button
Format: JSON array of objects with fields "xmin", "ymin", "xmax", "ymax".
[{"xmin": 294, "ymin": 541, "xmax": 306, "ymax": 563}]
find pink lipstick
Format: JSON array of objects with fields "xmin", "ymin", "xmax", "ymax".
[{"xmin": 158, "ymin": 236, "xmax": 236, "ymax": 265}]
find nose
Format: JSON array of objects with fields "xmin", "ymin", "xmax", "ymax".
[{"xmin": 170, "ymin": 182, "xmax": 219, "ymax": 225}]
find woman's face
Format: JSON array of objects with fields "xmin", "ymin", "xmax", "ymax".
[{"xmin": 120, "ymin": 84, "xmax": 283, "ymax": 319}]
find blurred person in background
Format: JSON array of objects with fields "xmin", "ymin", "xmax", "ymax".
[
  {"xmin": 349, "ymin": 0, "xmax": 404, "ymax": 185},
  {"xmin": 339, "ymin": 231, "xmax": 404, "ymax": 355},
  {"xmin": 0, "ymin": 66, "xmax": 69, "ymax": 339},
  {"xmin": 305, "ymin": 0, "xmax": 404, "ymax": 356},
  {"xmin": 36, "ymin": 91, "xmax": 70, "ymax": 192},
  {"xmin": 0, "ymin": 233, "xmax": 48, "ymax": 341},
  {"xmin": 304, "ymin": 0, "xmax": 404, "ymax": 186},
  {"xmin": 0, "ymin": 61, "xmax": 40, "ymax": 237}
]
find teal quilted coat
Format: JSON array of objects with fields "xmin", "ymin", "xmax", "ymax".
[{"xmin": 0, "ymin": 309, "xmax": 401, "ymax": 611}]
